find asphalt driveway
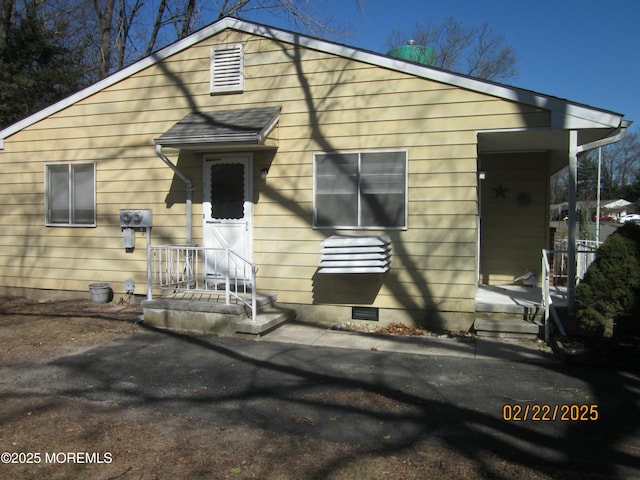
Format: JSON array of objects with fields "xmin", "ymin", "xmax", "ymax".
[{"xmin": 2, "ymin": 323, "xmax": 639, "ymax": 478}]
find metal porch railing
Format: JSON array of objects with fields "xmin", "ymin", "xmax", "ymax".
[
  {"xmin": 541, "ymin": 240, "xmax": 601, "ymax": 341},
  {"xmin": 149, "ymin": 244, "xmax": 258, "ymax": 323}
]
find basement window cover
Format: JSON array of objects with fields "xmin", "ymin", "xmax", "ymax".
[{"xmin": 318, "ymin": 235, "xmax": 391, "ymax": 274}]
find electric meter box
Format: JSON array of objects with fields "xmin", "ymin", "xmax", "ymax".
[{"xmin": 119, "ymin": 209, "xmax": 152, "ymax": 231}]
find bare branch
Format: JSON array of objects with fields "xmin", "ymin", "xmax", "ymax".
[
  {"xmin": 146, "ymin": 0, "xmax": 167, "ymax": 56},
  {"xmin": 386, "ymin": 16, "xmax": 517, "ymax": 81}
]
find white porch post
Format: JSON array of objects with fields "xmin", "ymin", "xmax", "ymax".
[{"xmin": 567, "ymin": 130, "xmax": 578, "ymax": 315}]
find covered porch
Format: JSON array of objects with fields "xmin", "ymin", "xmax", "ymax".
[
  {"xmin": 476, "ymin": 113, "xmax": 630, "ymax": 319},
  {"xmin": 474, "ymin": 239, "xmax": 601, "ymax": 341}
]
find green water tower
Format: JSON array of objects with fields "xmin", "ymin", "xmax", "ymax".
[{"xmin": 387, "ymin": 40, "xmax": 435, "ymax": 66}]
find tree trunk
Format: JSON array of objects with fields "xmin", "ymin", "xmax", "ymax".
[
  {"xmin": 93, "ymin": 0, "xmax": 115, "ymax": 78},
  {"xmin": 146, "ymin": 0, "xmax": 167, "ymax": 56},
  {"xmin": 179, "ymin": 0, "xmax": 196, "ymax": 39}
]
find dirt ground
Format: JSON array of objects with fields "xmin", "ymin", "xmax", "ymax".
[{"xmin": 0, "ymin": 296, "xmax": 612, "ymax": 479}]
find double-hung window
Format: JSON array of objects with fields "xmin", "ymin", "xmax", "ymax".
[
  {"xmin": 45, "ymin": 162, "xmax": 96, "ymax": 226},
  {"xmin": 314, "ymin": 150, "xmax": 407, "ymax": 229}
]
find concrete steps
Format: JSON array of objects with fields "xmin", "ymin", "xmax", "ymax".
[
  {"xmin": 474, "ymin": 295, "xmax": 542, "ymax": 339},
  {"xmin": 473, "ymin": 318, "xmax": 541, "ymax": 339},
  {"xmin": 142, "ymin": 291, "xmax": 295, "ymax": 336}
]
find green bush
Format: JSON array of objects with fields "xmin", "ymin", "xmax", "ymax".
[{"xmin": 575, "ymin": 224, "xmax": 640, "ymax": 335}]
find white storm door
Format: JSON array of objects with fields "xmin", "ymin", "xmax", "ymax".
[{"xmin": 203, "ymin": 155, "xmax": 253, "ymax": 283}]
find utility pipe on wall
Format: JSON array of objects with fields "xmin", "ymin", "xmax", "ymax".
[{"xmin": 155, "ymin": 144, "xmax": 193, "ymax": 245}]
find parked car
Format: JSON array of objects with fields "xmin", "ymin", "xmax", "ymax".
[
  {"xmin": 619, "ymin": 214, "xmax": 640, "ymax": 223},
  {"xmin": 592, "ymin": 214, "xmax": 614, "ymax": 222}
]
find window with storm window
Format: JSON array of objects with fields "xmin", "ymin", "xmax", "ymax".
[
  {"xmin": 45, "ymin": 162, "xmax": 96, "ymax": 226},
  {"xmin": 313, "ymin": 150, "xmax": 407, "ymax": 229}
]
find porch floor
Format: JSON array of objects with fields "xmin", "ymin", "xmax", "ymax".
[
  {"xmin": 155, "ymin": 290, "xmax": 277, "ymax": 309},
  {"xmin": 476, "ymin": 284, "xmax": 567, "ymax": 312}
]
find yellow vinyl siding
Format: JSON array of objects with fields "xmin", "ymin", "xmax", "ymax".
[{"xmin": 0, "ymin": 26, "xmax": 552, "ymax": 321}]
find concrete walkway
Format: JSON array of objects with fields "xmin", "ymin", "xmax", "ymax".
[{"xmin": 258, "ymin": 321, "xmax": 557, "ymax": 364}]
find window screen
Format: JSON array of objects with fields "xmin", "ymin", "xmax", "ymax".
[
  {"xmin": 314, "ymin": 151, "xmax": 407, "ymax": 228},
  {"xmin": 46, "ymin": 163, "xmax": 95, "ymax": 226}
]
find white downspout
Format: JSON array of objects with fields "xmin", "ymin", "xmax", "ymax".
[
  {"xmin": 567, "ymin": 121, "xmax": 630, "ymax": 314},
  {"xmin": 155, "ymin": 144, "xmax": 193, "ymax": 244}
]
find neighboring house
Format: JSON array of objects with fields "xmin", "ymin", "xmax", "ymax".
[
  {"xmin": 601, "ymin": 199, "xmax": 633, "ymax": 219},
  {"xmin": 0, "ymin": 17, "xmax": 631, "ymax": 332},
  {"xmin": 551, "ymin": 199, "xmax": 633, "ymax": 221}
]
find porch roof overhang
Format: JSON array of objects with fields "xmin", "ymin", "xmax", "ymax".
[
  {"xmin": 154, "ymin": 106, "xmax": 280, "ymax": 151},
  {"xmin": 477, "ymin": 119, "xmax": 631, "ymax": 174}
]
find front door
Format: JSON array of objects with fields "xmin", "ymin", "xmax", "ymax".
[{"xmin": 203, "ymin": 154, "xmax": 253, "ymax": 284}]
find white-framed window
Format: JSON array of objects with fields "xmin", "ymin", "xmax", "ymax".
[
  {"xmin": 210, "ymin": 43, "xmax": 244, "ymax": 94},
  {"xmin": 314, "ymin": 150, "xmax": 408, "ymax": 229},
  {"xmin": 45, "ymin": 162, "xmax": 96, "ymax": 226}
]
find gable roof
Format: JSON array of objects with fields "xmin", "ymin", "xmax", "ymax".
[{"xmin": 0, "ymin": 16, "xmax": 627, "ymax": 149}]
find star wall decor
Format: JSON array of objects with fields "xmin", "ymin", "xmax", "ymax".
[{"xmin": 493, "ymin": 184, "xmax": 508, "ymax": 199}]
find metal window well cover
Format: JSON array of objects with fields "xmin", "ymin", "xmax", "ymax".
[{"xmin": 318, "ymin": 235, "xmax": 391, "ymax": 273}]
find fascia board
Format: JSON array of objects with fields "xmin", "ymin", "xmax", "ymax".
[
  {"xmin": 155, "ymin": 133, "xmax": 259, "ymax": 145},
  {"xmin": 257, "ymin": 110, "xmax": 280, "ymax": 143}
]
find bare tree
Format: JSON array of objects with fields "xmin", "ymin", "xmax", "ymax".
[
  {"xmin": 178, "ymin": 0, "xmax": 196, "ymax": 39},
  {"xmin": 386, "ymin": 16, "xmax": 517, "ymax": 81},
  {"xmin": 553, "ymin": 131, "xmax": 640, "ymax": 204},
  {"xmin": 79, "ymin": 0, "xmax": 362, "ymax": 79},
  {"xmin": 6, "ymin": 0, "xmax": 362, "ymax": 87},
  {"xmin": 93, "ymin": 0, "xmax": 115, "ymax": 78},
  {"xmin": 601, "ymin": 131, "xmax": 640, "ymax": 196},
  {"xmin": 145, "ymin": 0, "xmax": 167, "ymax": 56},
  {"xmin": 215, "ymin": 0, "xmax": 363, "ymax": 38},
  {"xmin": 115, "ymin": 0, "xmax": 142, "ymax": 70}
]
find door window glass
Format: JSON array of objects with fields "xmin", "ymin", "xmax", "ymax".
[{"xmin": 210, "ymin": 162, "xmax": 245, "ymax": 219}]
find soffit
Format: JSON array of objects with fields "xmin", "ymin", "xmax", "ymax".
[{"xmin": 477, "ymin": 127, "xmax": 622, "ymax": 174}]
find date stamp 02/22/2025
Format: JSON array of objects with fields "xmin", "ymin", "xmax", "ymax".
[{"xmin": 503, "ymin": 404, "xmax": 599, "ymax": 422}]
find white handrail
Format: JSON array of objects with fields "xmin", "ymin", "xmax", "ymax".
[
  {"xmin": 541, "ymin": 241, "xmax": 600, "ymax": 341},
  {"xmin": 542, "ymin": 249, "xmax": 567, "ymax": 341},
  {"xmin": 149, "ymin": 244, "xmax": 258, "ymax": 323}
]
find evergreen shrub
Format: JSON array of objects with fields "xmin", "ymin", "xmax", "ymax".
[{"xmin": 575, "ymin": 224, "xmax": 640, "ymax": 336}]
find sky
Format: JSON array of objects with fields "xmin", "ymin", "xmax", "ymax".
[{"xmin": 251, "ymin": 0, "xmax": 639, "ymax": 131}]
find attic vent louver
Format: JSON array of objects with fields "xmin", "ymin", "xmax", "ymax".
[
  {"xmin": 319, "ymin": 235, "xmax": 391, "ymax": 274},
  {"xmin": 210, "ymin": 43, "xmax": 244, "ymax": 94}
]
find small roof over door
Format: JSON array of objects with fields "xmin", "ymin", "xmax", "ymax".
[{"xmin": 155, "ymin": 106, "xmax": 280, "ymax": 150}]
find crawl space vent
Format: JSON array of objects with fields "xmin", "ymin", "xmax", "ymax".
[{"xmin": 352, "ymin": 306, "xmax": 379, "ymax": 321}]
